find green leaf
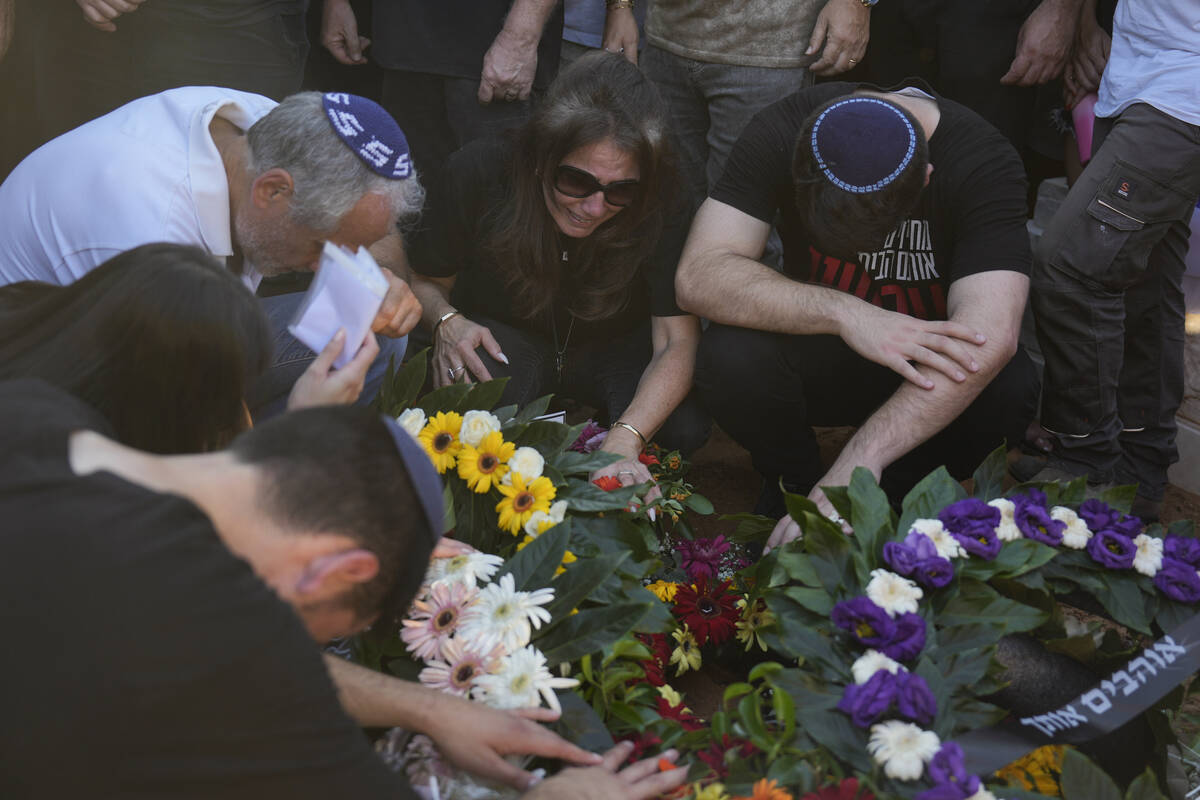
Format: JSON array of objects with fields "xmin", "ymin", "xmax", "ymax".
[
  {"xmin": 802, "ymin": 523, "xmax": 851, "ymax": 597},
  {"xmin": 773, "ymin": 549, "xmax": 822, "ymax": 587},
  {"xmin": 511, "ymin": 395, "xmax": 554, "ymax": 425},
  {"xmin": 1123, "ymin": 769, "xmax": 1166, "ymax": 800},
  {"xmin": 1061, "ymin": 748, "xmax": 1122, "ymax": 800},
  {"xmin": 684, "ymin": 493, "xmax": 714, "ymax": 514},
  {"xmin": 455, "ymin": 377, "xmax": 510, "ymax": 414},
  {"xmin": 897, "ymin": 466, "xmax": 967, "ymax": 538},
  {"xmin": 559, "ymin": 477, "xmax": 639, "ymax": 512},
  {"xmin": 380, "ymin": 348, "xmax": 428, "ymax": 414},
  {"xmin": 1167, "ymin": 519, "xmax": 1196, "ymax": 539},
  {"xmin": 961, "ymin": 539, "xmax": 1060, "ymax": 581},
  {"xmin": 514, "ymin": 420, "xmax": 579, "ymax": 454},
  {"xmin": 938, "ymin": 577, "xmax": 1048, "ymax": 634},
  {"xmin": 748, "ymin": 662, "xmax": 783, "ymax": 683},
  {"xmin": 417, "ymin": 382, "xmax": 473, "ymax": 415},
  {"xmin": 1092, "ymin": 572, "xmax": 1153, "ymax": 635},
  {"xmin": 772, "ymin": 686, "xmax": 797, "ymax": 739},
  {"xmin": 971, "ymin": 444, "xmax": 1009, "ymax": 501},
  {"xmin": 723, "ymin": 682, "xmax": 754, "ymax": 704},
  {"xmin": 823, "ymin": 485, "xmax": 852, "ymax": 520},
  {"xmin": 1058, "ymin": 475, "xmax": 1089, "ymax": 505},
  {"xmin": 496, "ymin": 522, "xmax": 570, "ymax": 591},
  {"xmin": 847, "ymin": 466, "xmax": 893, "ymax": 560},
  {"xmin": 545, "ymin": 551, "xmax": 630, "ymax": 619},
  {"xmin": 552, "ymin": 449, "xmax": 622, "ymax": 476},
  {"xmin": 784, "ymin": 586, "xmax": 835, "ymax": 617},
  {"xmin": 537, "ymin": 602, "xmax": 653, "ymax": 663},
  {"xmin": 720, "ymin": 513, "xmax": 778, "ymax": 545},
  {"xmin": 1099, "ymin": 484, "xmax": 1138, "ymax": 514},
  {"xmin": 492, "ymin": 403, "xmax": 519, "ymax": 424},
  {"xmin": 555, "ymin": 690, "xmax": 615, "ymax": 753},
  {"xmin": 767, "ymin": 600, "xmax": 841, "ymax": 670}
]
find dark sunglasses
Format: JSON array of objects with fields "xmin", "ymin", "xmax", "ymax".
[{"xmin": 553, "ymin": 165, "xmax": 640, "ymax": 207}]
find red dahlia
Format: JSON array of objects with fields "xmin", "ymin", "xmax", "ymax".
[{"xmin": 672, "ymin": 577, "xmax": 739, "ymax": 645}]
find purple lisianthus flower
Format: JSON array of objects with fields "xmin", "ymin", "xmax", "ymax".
[
  {"xmin": 1015, "ymin": 501, "xmax": 1066, "ymax": 545},
  {"xmin": 916, "ymin": 743, "xmax": 981, "ymax": 799},
  {"xmin": 1078, "ymin": 498, "xmax": 1119, "ymax": 531},
  {"xmin": 912, "ymin": 555, "xmax": 954, "ymax": 588},
  {"xmin": 1086, "ymin": 529, "xmax": 1137, "ymax": 569},
  {"xmin": 939, "ymin": 498, "xmax": 1001, "ymax": 541},
  {"xmin": 677, "ymin": 535, "xmax": 730, "ymax": 581},
  {"xmin": 880, "ymin": 611, "xmax": 926, "ymax": 662},
  {"xmin": 952, "ymin": 525, "xmax": 1003, "ymax": 561},
  {"xmin": 1015, "ymin": 487, "xmax": 1049, "ymax": 509},
  {"xmin": 1154, "ymin": 557, "xmax": 1200, "ymax": 604},
  {"xmin": 1164, "ymin": 535, "xmax": 1200, "ymax": 568},
  {"xmin": 832, "ymin": 597, "xmax": 897, "ymax": 649},
  {"xmin": 837, "ymin": 669, "xmax": 898, "ymax": 728},
  {"xmin": 568, "ymin": 421, "xmax": 607, "ymax": 453},
  {"xmin": 895, "ymin": 671, "xmax": 937, "ymax": 725},
  {"xmin": 1110, "ymin": 514, "xmax": 1144, "ymax": 538},
  {"xmin": 883, "ymin": 541, "xmax": 919, "ymax": 576}
]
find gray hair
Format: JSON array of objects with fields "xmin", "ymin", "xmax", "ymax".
[{"xmin": 245, "ymin": 92, "xmax": 425, "ymax": 233}]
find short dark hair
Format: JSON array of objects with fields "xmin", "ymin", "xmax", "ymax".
[
  {"xmin": 0, "ymin": 243, "xmax": 271, "ymax": 454},
  {"xmin": 230, "ymin": 406, "xmax": 435, "ymax": 626},
  {"xmin": 791, "ymin": 96, "xmax": 930, "ymax": 259}
]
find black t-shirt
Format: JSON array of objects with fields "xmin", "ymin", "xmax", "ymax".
[
  {"xmin": 372, "ymin": 0, "xmax": 562, "ymax": 88},
  {"xmin": 142, "ymin": 0, "xmax": 305, "ymax": 26},
  {"xmin": 409, "ymin": 136, "xmax": 688, "ymax": 344},
  {"xmin": 711, "ymin": 82, "xmax": 1030, "ymax": 320},
  {"xmin": 0, "ymin": 380, "xmax": 412, "ymax": 799}
]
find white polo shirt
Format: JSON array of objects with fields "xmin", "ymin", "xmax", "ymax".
[
  {"xmin": 0, "ymin": 86, "xmax": 278, "ymax": 291},
  {"xmin": 1095, "ymin": 0, "xmax": 1200, "ymax": 126}
]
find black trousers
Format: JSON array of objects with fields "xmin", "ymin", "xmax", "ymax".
[
  {"xmin": 696, "ymin": 325, "xmax": 1039, "ymax": 501},
  {"xmin": 462, "ymin": 316, "xmax": 711, "ymax": 456}
]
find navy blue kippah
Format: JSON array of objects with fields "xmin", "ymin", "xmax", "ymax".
[
  {"xmin": 381, "ymin": 415, "xmax": 444, "ymax": 543},
  {"xmin": 810, "ymin": 97, "xmax": 917, "ymax": 194},
  {"xmin": 322, "ymin": 92, "xmax": 413, "ymax": 179}
]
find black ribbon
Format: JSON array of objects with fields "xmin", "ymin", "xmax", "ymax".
[{"xmin": 959, "ymin": 610, "xmax": 1200, "ymax": 776}]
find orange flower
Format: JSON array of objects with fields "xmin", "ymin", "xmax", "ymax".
[
  {"xmin": 593, "ymin": 475, "xmax": 622, "ymax": 491},
  {"xmin": 734, "ymin": 778, "xmax": 793, "ymax": 800}
]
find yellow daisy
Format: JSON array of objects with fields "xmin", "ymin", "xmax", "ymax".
[
  {"xmin": 693, "ymin": 783, "xmax": 731, "ymax": 800},
  {"xmin": 670, "ymin": 625, "xmax": 702, "ymax": 675},
  {"xmin": 417, "ymin": 411, "xmax": 463, "ymax": 474},
  {"xmin": 495, "ymin": 473, "xmax": 555, "ymax": 535},
  {"xmin": 646, "ymin": 580, "xmax": 680, "ymax": 603},
  {"xmin": 457, "ymin": 431, "xmax": 514, "ymax": 493},
  {"xmin": 735, "ymin": 597, "xmax": 777, "ymax": 652}
]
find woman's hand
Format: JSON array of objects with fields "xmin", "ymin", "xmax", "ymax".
[
  {"xmin": 287, "ymin": 328, "xmax": 380, "ymax": 410},
  {"xmin": 523, "ymin": 742, "xmax": 686, "ymax": 800},
  {"xmin": 601, "ymin": 6, "xmax": 639, "ymax": 65},
  {"xmin": 591, "ymin": 455, "xmax": 661, "ymax": 505},
  {"xmin": 432, "ymin": 314, "xmax": 507, "ymax": 387}
]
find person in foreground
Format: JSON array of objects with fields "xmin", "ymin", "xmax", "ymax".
[
  {"xmin": 408, "ymin": 50, "xmax": 709, "ymax": 491},
  {"xmin": 675, "ymin": 82, "xmax": 1040, "ymax": 551},
  {"xmin": 0, "ymin": 380, "xmax": 685, "ymax": 797},
  {"xmin": 0, "ymin": 87, "xmax": 424, "ymax": 417}
]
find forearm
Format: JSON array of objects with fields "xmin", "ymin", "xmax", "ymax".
[
  {"xmin": 324, "ymin": 654, "xmax": 438, "ymax": 729},
  {"xmin": 409, "ymin": 273, "xmax": 455, "ymax": 330},
  {"xmin": 0, "ymin": 0, "xmax": 14, "ymax": 62},
  {"xmin": 604, "ymin": 336, "xmax": 696, "ymax": 457},
  {"xmin": 368, "ymin": 232, "xmax": 411, "ymax": 280},
  {"xmin": 499, "ymin": 0, "xmax": 558, "ymax": 46}
]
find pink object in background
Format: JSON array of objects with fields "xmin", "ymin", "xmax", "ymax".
[{"xmin": 1072, "ymin": 93, "xmax": 1098, "ymax": 165}]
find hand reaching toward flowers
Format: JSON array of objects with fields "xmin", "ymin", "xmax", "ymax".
[
  {"xmin": 839, "ymin": 302, "xmax": 986, "ymax": 390},
  {"xmin": 591, "ymin": 456, "xmax": 662, "ymax": 506},
  {"xmin": 287, "ymin": 328, "xmax": 379, "ymax": 410},
  {"xmin": 523, "ymin": 742, "xmax": 687, "ymax": 799},
  {"xmin": 433, "ymin": 314, "xmax": 508, "ymax": 387}
]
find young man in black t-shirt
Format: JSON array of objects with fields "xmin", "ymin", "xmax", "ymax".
[{"xmin": 675, "ymin": 83, "xmax": 1039, "ymax": 550}]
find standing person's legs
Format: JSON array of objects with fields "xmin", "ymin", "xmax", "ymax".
[
  {"xmin": 1032, "ymin": 104, "xmax": 1200, "ymax": 491},
  {"xmin": 443, "ymin": 78, "xmax": 533, "ymax": 152},
  {"xmin": 640, "ymin": 46, "xmax": 710, "ymax": 208},
  {"xmin": 379, "ymin": 71, "xmax": 457, "ymax": 177}
]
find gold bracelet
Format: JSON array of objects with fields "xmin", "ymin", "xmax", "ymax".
[
  {"xmin": 433, "ymin": 310, "xmax": 460, "ymax": 338},
  {"xmin": 606, "ymin": 0, "xmax": 634, "ymax": 10},
  {"xmin": 612, "ymin": 420, "xmax": 647, "ymax": 451}
]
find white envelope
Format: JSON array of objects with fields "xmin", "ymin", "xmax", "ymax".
[{"xmin": 287, "ymin": 242, "xmax": 389, "ymax": 370}]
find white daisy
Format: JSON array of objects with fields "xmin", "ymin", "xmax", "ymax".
[
  {"xmin": 457, "ymin": 573, "xmax": 554, "ymax": 653},
  {"xmin": 851, "ymin": 649, "xmax": 906, "ymax": 685},
  {"xmin": 503, "ymin": 446, "xmax": 545, "ymax": 485},
  {"xmin": 965, "ymin": 789, "xmax": 998, "ymax": 800},
  {"xmin": 1132, "ymin": 534, "xmax": 1164, "ymax": 577},
  {"xmin": 524, "ymin": 499, "xmax": 569, "ymax": 537},
  {"xmin": 911, "ymin": 518, "xmax": 967, "ymax": 559},
  {"xmin": 866, "ymin": 569, "xmax": 923, "ymax": 617},
  {"xmin": 989, "ymin": 498, "xmax": 1022, "ymax": 542},
  {"xmin": 459, "ymin": 409, "xmax": 502, "ymax": 447},
  {"xmin": 417, "ymin": 637, "xmax": 501, "ymax": 697},
  {"xmin": 1052, "ymin": 506, "xmax": 1093, "ymax": 550},
  {"xmin": 427, "ymin": 552, "xmax": 505, "ymax": 590},
  {"xmin": 867, "ymin": 720, "xmax": 941, "ymax": 781},
  {"xmin": 396, "ymin": 408, "xmax": 427, "ymax": 438},
  {"xmin": 473, "ymin": 645, "xmax": 579, "ymax": 713}
]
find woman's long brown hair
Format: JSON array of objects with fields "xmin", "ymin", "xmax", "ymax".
[{"xmin": 487, "ymin": 50, "xmax": 675, "ymax": 322}]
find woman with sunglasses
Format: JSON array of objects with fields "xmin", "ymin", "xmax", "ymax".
[{"xmin": 408, "ymin": 50, "xmax": 709, "ymax": 487}]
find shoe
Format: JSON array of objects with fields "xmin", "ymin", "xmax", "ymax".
[
  {"xmin": 1029, "ymin": 465, "xmax": 1162, "ymax": 524},
  {"xmin": 1009, "ymin": 452, "xmax": 1049, "ymax": 482}
]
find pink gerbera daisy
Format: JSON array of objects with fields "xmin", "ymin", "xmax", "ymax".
[
  {"xmin": 418, "ymin": 638, "xmax": 501, "ymax": 697},
  {"xmin": 401, "ymin": 582, "xmax": 476, "ymax": 661}
]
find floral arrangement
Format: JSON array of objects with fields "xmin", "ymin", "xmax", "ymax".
[{"xmin": 368, "ymin": 356, "xmax": 1197, "ymax": 800}]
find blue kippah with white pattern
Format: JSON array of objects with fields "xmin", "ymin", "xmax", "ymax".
[
  {"xmin": 810, "ymin": 97, "xmax": 917, "ymax": 194},
  {"xmin": 381, "ymin": 415, "xmax": 444, "ymax": 542},
  {"xmin": 322, "ymin": 92, "xmax": 413, "ymax": 180}
]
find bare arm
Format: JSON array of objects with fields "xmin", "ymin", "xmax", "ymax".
[
  {"xmin": 1001, "ymin": 0, "xmax": 1085, "ymax": 86},
  {"xmin": 320, "ymin": 0, "xmax": 370, "ymax": 65},
  {"xmin": 323, "ymin": 655, "xmax": 602, "ymax": 790},
  {"xmin": 367, "ymin": 231, "xmax": 423, "ymax": 337},
  {"xmin": 409, "ymin": 271, "xmax": 509, "ymax": 387},
  {"xmin": 676, "ymin": 198, "xmax": 988, "ymax": 388},
  {"xmin": 806, "ymin": 0, "xmax": 871, "ymax": 77},
  {"xmin": 478, "ymin": 0, "xmax": 559, "ymax": 104},
  {"xmin": 0, "ymin": 0, "xmax": 14, "ymax": 62}
]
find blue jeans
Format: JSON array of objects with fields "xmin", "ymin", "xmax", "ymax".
[{"xmin": 248, "ymin": 292, "xmax": 409, "ymax": 421}]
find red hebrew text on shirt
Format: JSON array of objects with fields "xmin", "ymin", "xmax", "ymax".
[{"xmin": 804, "ymin": 219, "xmax": 947, "ymax": 319}]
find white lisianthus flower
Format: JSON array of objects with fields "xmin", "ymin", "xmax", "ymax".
[
  {"xmin": 459, "ymin": 410, "xmax": 502, "ymax": 447},
  {"xmin": 851, "ymin": 649, "xmax": 906, "ymax": 685},
  {"xmin": 866, "ymin": 569, "xmax": 923, "ymax": 617},
  {"xmin": 503, "ymin": 446, "xmax": 546, "ymax": 485},
  {"xmin": 427, "ymin": 552, "xmax": 505, "ymax": 590},
  {"xmin": 396, "ymin": 408, "xmax": 427, "ymax": 438},
  {"xmin": 911, "ymin": 518, "xmax": 966, "ymax": 559},
  {"xmin": 1132, "ymin": 534, "xmax": 1164, "ymax": 577},
  {"xmin": 1052, "ymin": 506, "xmax": 1093, "ymax": 549},
  {"xmin": 474, "ymin": 645, "xmax": 579, "ymax": 713},
  {"xmin": 867, "ymin": 721, "xmax": 941, "ymax": 781},
  {"xmin": 524, "ymin": 499, "xmax": 568, "ymax": 537},
  {"xmin": 965, "ymin": 789, "xmax": 998, "ymax": 800},
  {"xmin": 458, "ymin": 573, "xmax": 555, "ymax": 653},
  {"xmin": 989, "ymin": 498, "xmax": 1022, "ymax": 542}
]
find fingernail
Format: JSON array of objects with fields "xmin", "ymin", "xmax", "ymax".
[
  {"xmin": 970, "ymin": 361, "xmax": 979, "ymax": 371},
  {"xmin": 762, "ymin": 546, "xmax": 771, "ymax": 555},
  {"xmin": 526, "ymin": 773, "xmax": 544, "ymax": 788},
  {"xmin": 498, "ymin": 352, "xmax": 510, "ymax": 365},
  {"xmin": 975, "ymin": 334, "xmax": 987, "ymax": 342},
  {"xmin": 333, "ymin": 329, "xmax": 346, "ymax": 339},
  {"xmin": 648, "ymin": 508, "xmax": 657, "ymax": 522},
  {"xmin": 955, "ymin": 372, "xmax": 965, "ymax": 381},
  {"xmin": 805, "ymin": 46, "xmax": 814, "ymax": 54}
]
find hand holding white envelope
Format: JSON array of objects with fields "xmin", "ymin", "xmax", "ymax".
[{"xmin": 288, "ymin": 242, "xmax": 389, "ymax": 369}]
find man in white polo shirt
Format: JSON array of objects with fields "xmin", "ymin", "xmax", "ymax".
[{"xmin": 0, "ymin": 86, "xmax": 424, "ymax": 416}]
